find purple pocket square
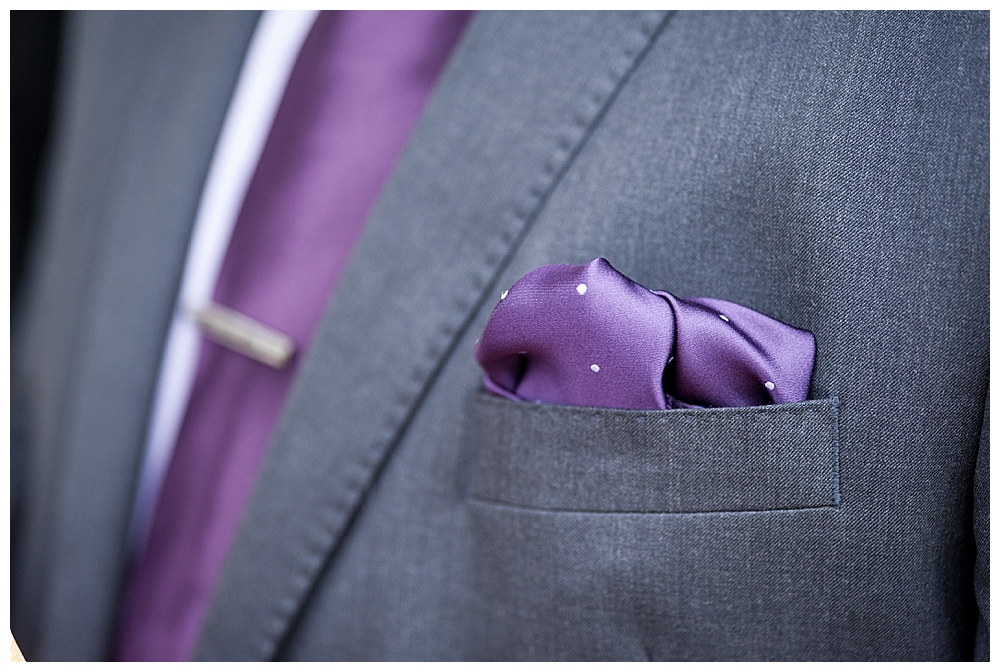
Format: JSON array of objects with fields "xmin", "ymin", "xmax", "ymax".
[{"xmin": 474, "ymin": 258, "xmax": 815, "ymax": 410}]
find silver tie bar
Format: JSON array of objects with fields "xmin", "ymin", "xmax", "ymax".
[{"xmin": 191, "ymin": 302, "xmax": 295, "ymax": 369}]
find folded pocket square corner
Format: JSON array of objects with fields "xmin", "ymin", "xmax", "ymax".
[{"xmin": 474, "ymin": 258, "xmax": 815, "ymax": 410}]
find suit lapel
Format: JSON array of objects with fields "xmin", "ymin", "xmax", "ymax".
[
  {"xmin": 25, "ymin": 12, "xmax": 260, "ymax": 660},
  {"xmin": 198, "ymin": 11, "xmax": 671, "ymax": 660}
]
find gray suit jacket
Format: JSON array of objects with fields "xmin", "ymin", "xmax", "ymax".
[{"xmin": 11, "ymin": 10, "xmax": 989, "ymax": 661}]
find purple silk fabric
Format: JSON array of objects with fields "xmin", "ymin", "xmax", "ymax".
[
  {"xmin": 475, "ymin": 258, "xmax": 815, "ymax": 410},
  {"xmin": 116, "ymin": 11, "xmax": 470, "ymax": 661}
]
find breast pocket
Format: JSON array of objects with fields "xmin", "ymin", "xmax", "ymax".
[{"xmin": 471, "ymin": 391, "xmax": 841, "ymax": 513}]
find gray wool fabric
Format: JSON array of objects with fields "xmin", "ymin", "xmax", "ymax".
[
  {"xmin": 11, "ymin": 11, "xmax": 259, "ymax": 661},
  {"xmin": 11, "ymin": 11, "xmax": 988, "ymax": 661}
]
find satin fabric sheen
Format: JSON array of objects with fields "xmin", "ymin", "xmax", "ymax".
[
  {"xmin": 476, "ymin": 258, "xmax": 815, "ymax": 409},
  {"xmin": 115, "ymin": 11, "xmax": 470, "ymax": 661}
]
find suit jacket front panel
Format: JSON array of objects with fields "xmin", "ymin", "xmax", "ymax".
[
  {"xmin": 264, "ymin": 11, "xmax": 987, "ymax": 660},
  {"xmin": 466, "ymin": 10, "xmax": 987, "ymax": 659}
]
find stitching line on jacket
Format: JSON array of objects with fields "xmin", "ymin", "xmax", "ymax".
[
  {"xmin": 830, "ymin": 396, "xmax": 842, "ymax": 507},
  {"xmin": 478, "ymin": 391, "xmax": 837, "ymax": 424},
  {"xmin": 468, "ymin": 495, "xmax": 841, "ymax": 516}
]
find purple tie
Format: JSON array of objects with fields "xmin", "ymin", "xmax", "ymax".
[
  {"xmin": 475, "ymin": 258, "xmax": 815, "ymax": 409},
  {"xmin": 116, "ymin": 11, "xmax": 470, "ymax": 661}
]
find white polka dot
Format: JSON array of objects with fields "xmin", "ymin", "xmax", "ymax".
[
  {"xmin": 667, "ymin": 356, "xmax": 675, "ymax": 364},
  {"xmin": 590, "ymin": 364, "xmax": 601, "ymax": 373},
  {"xmin": 764, "ymin": 381, "xmax": 775, "ymax": 391},
  {"xmin": 500, "ymin": 290, "xmax": 509, "ymax": 300},
  {"xmin": 577, "ymin": 283, "xmax": 588, "ymax": 295},
  {"xmin": 719, "ymin": 314, "xmax": 729, "ymax": 322}
]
